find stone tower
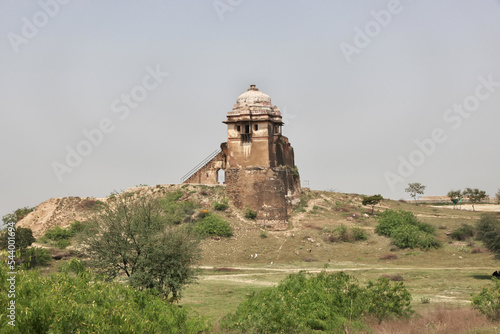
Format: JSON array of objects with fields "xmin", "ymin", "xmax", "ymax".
[{"xmin": 182, "ymin": 85, "xmax": 300, "ymax": 230}]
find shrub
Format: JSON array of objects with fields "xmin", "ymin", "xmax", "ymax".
[
  {"xmin": 418, "ymin": 234, "xmax": 442, "ymax": 250},
  {"xmin": 351, "ymin": 227, "xmax": 368, "ymax": 241},
  {"xmin": 21, "ymin": 247, "xmax": 52, "ymax": 268},
  {"xmin": 214, "ymin": 198, "xmax": 229, "ymax": 211},
  {"xmin": 335, "ymin": 224, "xmax": 349, "ymax": 242},
  {"xmin": 390, "ymin": 225, "xmax": 422, "ymax": 249},
  {"xmin": 472, "ymin": 278, "xmax": 500, "ymax": 321},
  {"xmin": 221, "ymin": 271, "xmax": 413, "ymax": 333},
  {"xmin": 160, "ymin": 191, "xmax": 198, "ymax": 225},
  {"xmin": 381, "ymin": 274, "xmax": 403, "ymax": 282},
  {"xmin": 44, "ymin": 226, "xmax": 72, "ymax": 241},
  {"xmin": 260, "ymin": 230, "xmax": 268, "ymax": 238},
  {"xmin": 375, "ymin": 210, "xmax": 420, "ymax": 237},
  {"xmin": 421, "ymin": 297, "xmax": 431, "ymax": 304},
  {"xmin": 55, "ymin": 239, "xmax": 71, "ymax": 249},
  {"xmin": 328, "ymin": 225, "xmax": 368, "ymax": 243},
  {"xmin": 376, "ymin": 210, "xmax": 440, "ymax": 250},
  {"xmin": 244, "ymin": 207, "xmax": 257, "ymax": 220},
  {"xmin": 365, "ymin": 277, "xmax": 413, "ymax": 324},
  {"xmin": 195, "ymin": 214, "xmax": 233, "ymax": 237},
  {"xmin": 476, "ymin": 214, "xmax": 500, "ymax": 257},
  {"xmin": 0, "ymin": 262, "xmax": 210, "ymax": 333},
  {"xmin": 68, "ymin": 220, "xmax": 85, "ymax": 236},
  {"xmin": 380, "ymin": 254, "xmax": 399, "ymax": 260}
]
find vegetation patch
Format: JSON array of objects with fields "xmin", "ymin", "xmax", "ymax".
[
  {"xmin": 476, "ymin": 214, "xmax": 500, "ymax": 257},
  {"xmin": 213, "ymin": 198, "xmax": 229, "ymax": 211},
  {"xmin": 450, "ymin": 224, "xmax": 475, "ymax": 241},
  {"xmin": 375, "ymin": 210, "xmax": 441, "ymax": 250},
  {"xmin": 244, "ymin": 207, "xmax": 257, "ymax": 220},
  {"xmin": 324, "ymin": 224, "xmax": 368, "ymax": 243},
  {"xmin": 0, "ymin": 261, "xmax": 210, "ymax": 333},
  {"xmin": 195, "ymin": 213, "xmax": 233, "ymax": 238},
  {"xmin": 221, "ymin": 271, "xmax": 413, "ymax": 333}
]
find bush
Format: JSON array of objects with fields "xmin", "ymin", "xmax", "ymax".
[
  {"xmin": 327, "ymin": 225, "xmax": 368, "ymax": 243},
  {"xmin": 450, "ymin": 224, "xmax": 475, "ymax": 241},
  {"xmin": 68, "ymin": 220, "xmax": 86, "ymax": 236},
  {"xmin": 244, "ymin": 207, "xmax": 257, "ymax": 220},
  {"xmin": 0, "ymin": 227, "xmax": 36, "ymax": 251},
  {"xmin": 390, "ymin": 225, "xmax": 422, "ymax": 249},
  {"xmin": 476, "ymin": 214, "xmax": 500, "ymax": 257},
  {"xmin": 260, "ymin": 230, "xmax": 268, "ymax": 238},
  {"xmin": 221, "ymin": 271, "xmax": 413, "ymax": 333},
  {"xmin": 0, "ymin": 262, "xmax": 210, "ymax": 333},
  {"xmin": 472, "ymin": 278, "xmax": 500, "ymax": 321},
  {"xmin": 375, "ymin": 210, "xmax": 440, "ymax": 250},
  {"xmin": 55, "ymin": 239, "xmax": 71, "ymax": 249},
  {"xmin": 160, "ymin": 191, "xmax": 198, "ymax": 224},
  {"xmin": 214, "ymin": 198, "xmax": 229, "ymax": 211},
  {"xmin": 21, "ymin": 247, "xmax": 52, "ymax": 268},
  {"xmin": 195, "ymin": 214, "xmax": 233, "ymax": 237},
  {"xmin": 351, "ymin": 227, "xmax": 368, "ymax": 241},
  {"xmin": 44, "ymin": 226, "xmax": 72, "ymax": 241}
]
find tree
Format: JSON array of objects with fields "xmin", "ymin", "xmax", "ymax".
[
  {"xmin": 496, "ymin": 188, "xmax": 500, "ymax": 204},
  {"xmin": 463, "ymin": 188, "xmax": 487, "ymax": 211},
  {"xmin": 0, "ymin": 227, "xmax": 36, "ymax": 251},
  {"xmin": 362, "ymin": 194, "xmax": 383, "ymax": 214},
  {"xmin": 405, "ymin": 183, "xmax": 426, "ymax": 205},
  {"xmin": 476, "ymin": 214, "xmax": 500, "ymax": 258},
  {"xmin": 447, "ymin": 190, "xmax": 462, "ymax": 209},
  {"xmin": 79, "ymin": 194, "xmax": 201, "ymax": 301},
  {"xmin": 2, "ymin": 206, "xmax": 35, "ymax": 226}
]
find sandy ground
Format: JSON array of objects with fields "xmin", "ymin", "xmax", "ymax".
[{"xmin": 431, "ymin": 204, "xmax": 500, "ymax": 212}]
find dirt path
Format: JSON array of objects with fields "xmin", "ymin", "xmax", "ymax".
[{"xmin": 198, "ymin": 265, "xmax": 493, "ymax": 273}]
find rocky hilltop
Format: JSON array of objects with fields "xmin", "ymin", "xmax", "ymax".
[
  {"xmin": 15, "ymin": 184, "xmax": 221, "ymax": 237},
  {"xmin": 15, "ymin": 196, "xmax": 105, "ymax": 238}
]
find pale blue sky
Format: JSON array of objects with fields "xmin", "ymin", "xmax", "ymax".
[{"xmin": 1, "ymin": 0, "xmax": 499, "ymax": 219}]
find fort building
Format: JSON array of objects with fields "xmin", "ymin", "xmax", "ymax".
[{"xmin": 182, "ymin": 85, "xmax": 300, "ymax": 229}]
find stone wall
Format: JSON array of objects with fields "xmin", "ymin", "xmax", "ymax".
[
  {"xmin": 184, "ymin": 150, "xmax": 226, "ymax": 185},
  {"xmin": 225, "ymin": 165, "xmax": 300, "ymax": 230}
]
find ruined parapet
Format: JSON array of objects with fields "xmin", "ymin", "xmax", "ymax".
[{"xmin": 183, "ymin": 143, "xmax": 228, "ymax": 185}]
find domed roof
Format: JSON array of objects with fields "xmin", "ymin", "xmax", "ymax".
[{"xmin": 236, "ymin": 85, "xmax": 271, "ymax": 105}]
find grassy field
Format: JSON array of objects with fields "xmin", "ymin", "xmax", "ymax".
[{"xmin": 175, "ymin": 186, "xmax": 500, "ymax": 332}]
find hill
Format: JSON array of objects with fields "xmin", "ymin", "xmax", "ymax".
[{"xmin": 13, "ymin": 184, "xmax": 500, "ymax": 332}]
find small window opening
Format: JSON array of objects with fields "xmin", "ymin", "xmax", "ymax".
[
  {"xmin": 245, "ymin": 124, "xmax": 250, "ymax": 133},
  {"xmin": 254, "ymin": 124, "xmax": 258, "ymax": 131},
  {"xmin": 237, "ymin": 125, "xmax": 241, "ymax": 132},
  {"xmin": 217, "ymin": 169, "xmax": 225, "ymax": 184}
]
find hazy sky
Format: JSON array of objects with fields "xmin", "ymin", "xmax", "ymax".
[{"xmin": 1, "ymin": 0, "xmax": 499, "ymax": 220}]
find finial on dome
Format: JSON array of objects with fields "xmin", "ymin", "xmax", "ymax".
[{"xmin": 248, "ymin": 84, "xmax": 258, "ymax": 91}]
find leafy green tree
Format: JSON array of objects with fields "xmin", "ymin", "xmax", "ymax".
[
  {"xmin": 0, "ymin": 227, "xmax": 36, "ymax": 251},
  {"xmin": 463, "ymin": 188, "xmax": 487, "ymax": 211},
  {"xmin": 79, "ymin": 194, "xmax": 201, "ymax": 301},
  {"xmin": 476, "ymin": 214, "xmax": 500, "ymax": 258},
  {"xmin": 447, "ymin": 190, "xmax": 462, "ymax": 208},
  {"xmin": 2, "ymin": 206, "xmax": 35, "ymax": 226},
  {"xmin": 362, "ymin": 194, "xmax": 383, "ymax": 214},
  {"xmin": 405, "ymin": 183, "xmax": 426, "ymax": 205}
]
